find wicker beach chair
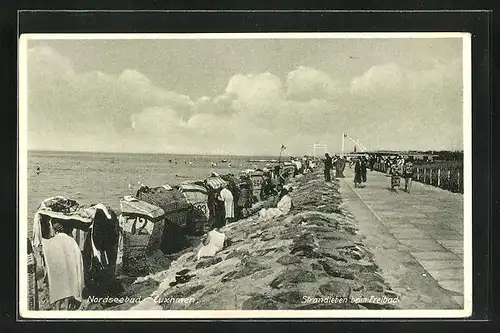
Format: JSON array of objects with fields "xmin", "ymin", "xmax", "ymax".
[{"xmin": 27, "ymin": 238, "xmax": 39, "ymax": 310}]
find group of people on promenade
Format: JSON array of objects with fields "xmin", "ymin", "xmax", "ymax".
[
  {"xmin": 354, "ymin": 157, "xmax": 368, "ymax": 188},
  {"xmin": 385, "ymin": 156, "xmax": 415, "ymax": 193},
  {"xmin": 323, "ymin": 153, "xmax": 347, "ymax": 182},
  {"xmin": 322, "ymin": 153, "xmax": 415, "ymax": 193}
]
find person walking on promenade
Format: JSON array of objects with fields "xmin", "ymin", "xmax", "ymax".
[
  {"xmin": 361, "ymin": 157, "xmax": 368, "ymax": 185},
  {"xmin": 335, "ymin": 155, "xmax": 346, "ymax": 178},
  {"xmin": 331, "ymin": 155, "xmax": 338, "ymax": 177},
  {"xmin": 354, "ymin": 158, "xmax": 362, "ymax": 188},
  {"xmin": 385, "ymin": 157, "xmax": 392, "ymax": 176},
  {"xmin": 323, "ymin": 153, "xmax": 333, "ymax": 182},
  {"xmin": 403, "ymin": 159, "xmax": 415, "ymax": 193},
  {"xmin": 389, "ymin": 157, "xmax": 404, "ymax": 191},
  {"xmin": 369, "ymin": 155, "xmax": 376, "ymax": 171}
]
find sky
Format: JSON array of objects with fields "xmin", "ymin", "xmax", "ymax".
[{"xmin": 24, "ymin": 36, "xmax": 465, "ymax": 156}]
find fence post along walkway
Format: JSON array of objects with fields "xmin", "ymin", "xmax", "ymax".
[
  {"xmin": 372, "ymin": 160, "xmax": 463, "ymax": 194},
  {"xmin": 340, "ymin": 167, "xmax": 465, "ymax": 308}
]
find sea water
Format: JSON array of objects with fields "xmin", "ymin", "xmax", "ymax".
[{"xmin": 26, "ymin": 150, "xmax": 279, "ymax": 233}]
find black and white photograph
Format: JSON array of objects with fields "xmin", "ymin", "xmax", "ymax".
[{"xmin": 18, "ymin": 32, "xmax": 472, "ymax": 319}]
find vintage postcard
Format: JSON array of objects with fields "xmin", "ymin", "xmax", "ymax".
[{"xmin": 18, "ymin": 32, "xmax": 472, "ymax": 319}]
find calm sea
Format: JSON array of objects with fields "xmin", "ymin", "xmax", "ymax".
[{"xmin": 26, "ymin": 150, "xmax": 280, "ymax": 233}]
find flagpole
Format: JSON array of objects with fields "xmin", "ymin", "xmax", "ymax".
[
  {"xmin": 341, "ymin": 133, "xmax": 345, "ymax": 157},
  {"xmin": 278, "ymin": 145, "xmax": 284, "ymax": 164}
]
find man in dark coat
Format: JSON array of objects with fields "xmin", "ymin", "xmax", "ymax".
[
  {"xmin": 361, "ymin": 157, "xmax": 368, "ymax": 184},
  {"xmin": 324, "ymin": 153, "xmax": 333, "ymax": 182},
  {"xmin": 354, "ymin": 159, "xmax": 362, "ymax": 187}
]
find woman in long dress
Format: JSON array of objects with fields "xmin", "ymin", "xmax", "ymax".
[
  {"xmin": 218, "ymin": 185, "xmax": 234, "ymax": 226},
  {"xmin": 354, "ymin": 159, "xmax": 362, "ymax": 188}
]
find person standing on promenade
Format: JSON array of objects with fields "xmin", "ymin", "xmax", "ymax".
[
  {"xmin": 369, "ymin": 155, "xmax": 375, "ymax": 171},
  {"xmin": 324, "ymin": 153, "xmax": 333, "ymax": 182},
  {"xmin": 385, "ymin": 157, "xmax": 392, "ymax": 176},
  {"xmin": 403, "ymin": 159, "xmax": 415, "ymax": 193},
  {"xmin": 361, "ymin": 157, "xmax": 368, "ymax": 185},
  {"xmin": 389, "ymin": 156, "xmax": 404, "ymax": 191},
  {"xmin": 332, "ymin": 155, "xmax": 338, "ymax": 177},
  {"xmin": 335, "ymin": 156, "xmax": 346, "ymax": 178},
  {"xmin": 354, "ymin": 158, "xmax": 362, "ymax": 188}
]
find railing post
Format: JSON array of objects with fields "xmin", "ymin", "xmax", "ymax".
[
  {"xmin": 423, "ymin": 168, "xmax": 426, "ymax": 183},
  {"xmin": 437, "ymin": 168, "xmax": 441, "ymax": 187},
  {"xmin": 457, "ymin": 170, "xmax": 460, "ymax": 192},
  {"xmin": 429, "ymin": 168, "xmax": 433, "ymax": 185},
  {"xmin": 416, "ymin": 167, "xmax": 419, "ymax": 181}
]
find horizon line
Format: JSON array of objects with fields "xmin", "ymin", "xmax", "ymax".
[
  {"xmin": 27, "ymin": 148, "xmax": 464, "ymax": 155},
  {"xmin": 27, "ymin": 149, "xmax": 283, "ymax": 157}
]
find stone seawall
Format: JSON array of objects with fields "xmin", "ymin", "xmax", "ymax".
[{"xmin": 107, "ymin": 171, "xmax": 400, "ymax": 311}]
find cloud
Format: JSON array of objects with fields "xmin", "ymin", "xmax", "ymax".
[
  {"xmin": 286, "ymin": 66, "xmax": 341, "ymax": 101},
  {"xmin": 350, "ymin": 60, "xmax": 462, "ymax": 99},
  {"xmin": 226, "ymin": 72, "xmax": 283, "ymax": 101},
  {"xmin": 27, "ymin": 45, "xmax": 194, "ymax": 135},
  {"xmin": 345, "ymin": 59, "xmax": 463, "ymax": 150},
  {"xmin": 350, "ymin": 62, "xmax": 404, "ymax": 96},
  {"xmin": 192, "ymin": 94, "xmax": 235, "ymax": 116},
  {"xmin": 26, "ymin": 45, "xmax": 463, "ymax": 154}
]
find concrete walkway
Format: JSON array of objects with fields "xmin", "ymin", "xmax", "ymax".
[{"xmin": 339, "ymin": 168, "xmax": 465, "ymax": 309}]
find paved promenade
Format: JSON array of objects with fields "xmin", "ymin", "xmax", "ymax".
[{"xmin": 339, "ymin": 167, "xmax": 466, "ymax": 309}]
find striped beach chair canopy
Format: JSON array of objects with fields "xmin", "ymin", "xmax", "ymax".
[
  {"xmin": 180, "ymin": 179, "xmax": 206, "ymax": 187},
  {"xmin": 178, "ymin": 183, "xmax": 210, "ymax": 220},
  {"xmin": 120, "ymin": 197, "xmax": 165, "ymax": 222},
  {"xmin": 205, "ymin": 176, "xmax": 228, "ymax": 191},
  {"xmin": 32, "ymin": 197, "xmax": 118, "ymax": 252},
  {"xmin": 35, "ymin": 197, "xmax": 100, "ymax": 229},
  {"xmin": 36, "ymin": 209, "xmax": 94, "ymax": 225},
  {"xmin": 178, "ymin": 183, "xmax": 208, "ymax": 202}
]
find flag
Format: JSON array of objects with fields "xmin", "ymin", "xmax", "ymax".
[
  {"xmin": 344, "ymin": 133, "xmax": 348, "ymax": 138},
  {"xmin": 281, "ymin": 144, "xmax": 286, "ymax": 150}
]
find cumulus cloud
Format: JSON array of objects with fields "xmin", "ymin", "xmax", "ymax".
[
  {"xmin": 346, "ymin": 59, "xmax": 463, "ymax": 151},
  {"xmin": 192, "ymin": 94, "xmax": 234, "ymax": 116},
  {"xmin": 350, "ymin": 62, "xmax": 404, "ymax": 95},
  {"xmin": 26, "ymin": 45, "xmax": 463, "ymax": 154},
  {"xmin": 350, "ymin": 60, "xmax": 462, "ymax": 99},
  {"xmin": 27, "ymin": 45, "xmax": 194, "ymax": 135},
  {"xmin": 286, "ymin": 66, "xmax": 341, "ymax": 101}
]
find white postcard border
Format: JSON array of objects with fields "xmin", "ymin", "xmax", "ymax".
[{"xmin": 18, "ymin": 32, "xmax": 473, "ymax": 319}]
